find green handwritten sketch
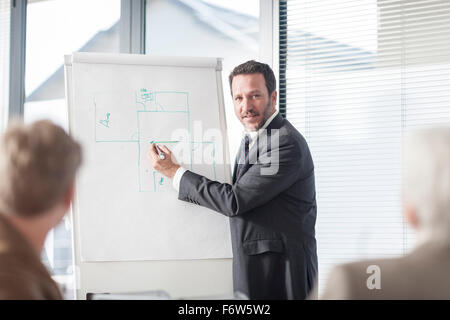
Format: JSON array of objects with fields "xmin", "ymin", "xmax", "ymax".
[
  {"xmin": 135, "ymin": 90, "xmax": 189, "ymax": 112},
  {"xmin": 141, "ymin": 140, "xmax": 181, "ymax": 192},
  {"xmin": 151, "ymin": 170, "xmax": 171, "ymax": 193},
  {"xmin": 131, "ymin": 132, "xmax": 139, "ymax": 140},
  {"xmin": 93, "ymin": 96, "xmax": 139, "ymax": 143},
  {"xmin": 99, "ymin": 112, "xmax": 111, "ymax": 128},
  {"xmin": 93, "ymin": 89, "xmax": 219, "ymax": 193},
  {"xmin": 140, "ymin": 88, "xmax": 154, "ymax": 102},
  {"xmin": 135, "ymin": 89, "xmax": 154, "ymax": 110}
]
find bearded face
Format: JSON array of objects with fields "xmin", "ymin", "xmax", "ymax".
[{"xmin": 231, "ymin": 73, "xmax": 277, "ymax": 131}]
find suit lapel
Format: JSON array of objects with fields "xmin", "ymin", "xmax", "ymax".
[
  {"xmin": 232, "ymin": 158, "xmax": 239, "ymax": 184},
  {"xmin": 233, "ymin": 137, "xmax": 246, "ymax": 183},
  {"xmin": 235, "ymin": 139, "xmax": 257, "ymax": 182},
  {"xmin": 233, "ymin": 113, "xmax": 285, "ymax": 183}
]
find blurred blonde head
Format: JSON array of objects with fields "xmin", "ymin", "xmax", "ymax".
[
  {"xmin": 0, "ymin": 120, "xmax": 82, "ymax": 217},
  {"xmin": 402, "ymin": 126, "xmax": 450, "ymax": 243}
]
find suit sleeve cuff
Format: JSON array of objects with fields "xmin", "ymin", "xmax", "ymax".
[{"xmin": 172, "ymin": 167, "xmax": 187, "ymax": 191}]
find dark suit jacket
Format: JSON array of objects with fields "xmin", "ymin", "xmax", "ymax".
[
  {"xmin": 0, "ymin": 214, "xmax": 63, "ymax": 300},
  {"xmin": 179, "ymin": 113, "xmax": 317, "ymax": 299}
]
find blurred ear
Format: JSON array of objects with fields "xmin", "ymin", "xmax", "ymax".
[
  {"xmin": 49, "ymin": 183, "xmax": 75, "ymax": 229},
  {"xmin": 62, "ymin": 183, "xmax": 75, "ymax": 212},
  {"xmin": 271, "ymin": 90, "xmax": 277, "ymax": 110},
  {"xmin": 404, "ymin": 204, "xmax": 419, "ymax": 229}
]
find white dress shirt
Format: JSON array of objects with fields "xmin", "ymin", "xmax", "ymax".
[{"xmin": 172, "ymin": 109, "xmax": 280, "ymax": 191}]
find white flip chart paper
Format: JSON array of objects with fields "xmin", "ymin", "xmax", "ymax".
[{"xmin": 67, "ymin": 53, "xmax": 232, "ymax": 261}]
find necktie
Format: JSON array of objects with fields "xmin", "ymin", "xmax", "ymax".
[
  {"xmin": 238, "ymin": 134, "xmax": 250, "ymax": 165},
  {"xmin": 234, "ymin": 134, "xmax": 250, "ymax": 180}
]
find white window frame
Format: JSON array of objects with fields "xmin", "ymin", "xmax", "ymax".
[
  {"xmin": 260, "ymin": 0, "xmax": 281, "ymax": 113},
  {"xmin": 8, "ymin": 0, "xmax": 145, "ymax": 120}
]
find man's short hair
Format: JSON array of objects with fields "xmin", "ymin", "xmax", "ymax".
[
  {"xmin": 228, "ymin": 60, "xmax": 277, "ymax": 96},
  {"xmin": 0, "ymin": 120, "xmax": 82, "ymax": 217}
]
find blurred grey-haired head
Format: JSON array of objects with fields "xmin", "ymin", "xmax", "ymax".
[{"xmin": 402, "ymin": 126, "xmax": 450, "ymax": 242}]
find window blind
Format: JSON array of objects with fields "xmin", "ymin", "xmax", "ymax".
[
  {"xmin": 279, "ymin": 0, "xmax": 450, "ymax": 294},
  {"xmin": 0, "ymin": 0, "xmax": 10, "ymax": 131}
]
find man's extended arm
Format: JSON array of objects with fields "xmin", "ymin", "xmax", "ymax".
[
  {"xmin": 178, "ymin": 139, "xmax": 312, "ymax": 217},
  {"xmin": 172, "ymin": 166, "xmax": 187, "ymax": 191}
]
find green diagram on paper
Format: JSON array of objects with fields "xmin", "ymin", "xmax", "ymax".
[
  {"xmin": 93, "ymin": 89, "xmax": 217, "ymax": 192},
  {"xmin": 99, "ymin": 112, "xmax": 111, "ymax": 128},
  {"xmin": 135, "ymin": 89, "xmax": 189, "ymax": 112}
]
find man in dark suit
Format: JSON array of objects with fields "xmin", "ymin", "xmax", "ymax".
[{"xmin": 148, "ymin": 60, "xmax": 317, "ymax": 299}]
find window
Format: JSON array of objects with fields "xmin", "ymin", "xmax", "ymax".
[
  {"xmin": 23, "ymin": 0, "xmax": 121, "ymax": 298},
  {"xmin": 146, "ymin": 0, "xmax": 260, "ymax": 160},
  {"xmin": 279, "ymin": 0, "xmax": 450, "ymax": 295},
  {"xmin": 25, "ymin": 0, "xmax": 120, "ymax": 127},
  {"xmin": 0, "ymin": 0, "xmax": 9, "ymax": 131}
]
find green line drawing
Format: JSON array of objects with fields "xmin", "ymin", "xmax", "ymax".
[
  {"xmin": 93, "ymin": 89, "xmax": 218, "ymax": 192},
  {"xmin": 137, "ymin": 102, "xmax": 190, "ymax": 192},
  {"xmin": 135, "ymin": 89, "xmax": 154, "ymax": 111},
  {"xmin": 139, "ymin": 139, "xmax": 182, "ymax": 192},
  {"xmin": 150, "ymin": 170, "xmax": 170, "ymax": 193},
  {"xmin": 131, "ymin": 132, "xmax": 139, "ymax": 140},
  {"xmin": 140, "ymin": 140, "xmax": 185, "ymax": 193},
  {"xmin": 135, "ymin": 90, "xmax": 189, "ymax": 112},
  {"xmin": 99, "ymin": 112, "xmax": 111, "ymax": 128},
  {"xmin": 94, "ymin": 94, "xmax": 137, "ymax": 142},
  {"xmin": 137, "ymin": 111, "xmax": 188, "ymax": 114},
  {"xmin": 150, "ymin": 140, "xmax": 181, "ymax": 144}
]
